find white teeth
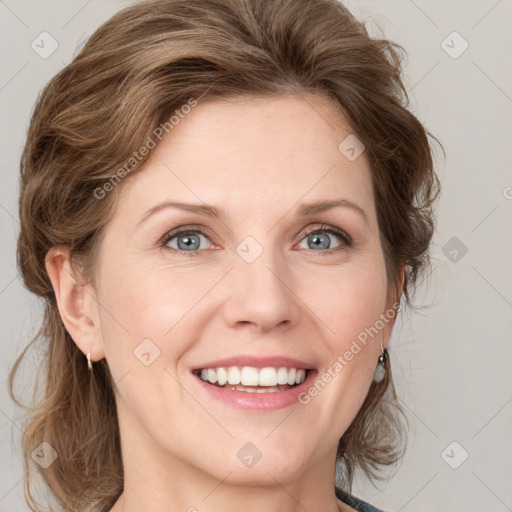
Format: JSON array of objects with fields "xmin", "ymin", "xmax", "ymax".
[
  {"xmin": 198, "ymin": 366, "xmax": 308, "ymax": 387},
  {"xmin": 227, "ymin": 367, "xmax": 241, "ymax": 385},
  {"xmin": 207, "ymin": 368, "xmax": 217, "ymax": 384},
  {"xmin": 287, "ymin": 368, "xmax": 296, "ymax": 386},
  {"xmin": 241, "ymin": 367, "xmax": 259, "ymax": 386},
  {"xmin": 259, "ymin": 367, "xmax": 277, "ymax": 387},
  {"xmin": 233, "ymin": 385, "xmax": 282, "ymax": 393},
  {"xmin": 276, "ymin": 367, "xmax": 289, "ymax": 385},
  {"xmin": 217, "ymin": 367, "xmax": 228, "ymax": 386}
]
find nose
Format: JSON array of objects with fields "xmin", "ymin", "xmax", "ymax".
[{"xmin": 222, "ymin": 247, "xmax": 302, "ymax": 334}]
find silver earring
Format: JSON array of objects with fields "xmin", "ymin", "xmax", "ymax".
[
  {"xmin": 373, "ymin": 347, "xmax": 388, "ymax": 383},
  {"xmin": 87, "ymin": 351, "xmax": 93, "ymax": 371}
]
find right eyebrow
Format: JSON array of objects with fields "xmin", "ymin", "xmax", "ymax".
[{"xmin": 138, "ymin": 201, "xmax": 223, "ymax": 225}]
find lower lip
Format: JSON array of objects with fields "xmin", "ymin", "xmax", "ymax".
[{"xmin": 194, "ymin": 370, "xmax": 318, "ymax": 411}]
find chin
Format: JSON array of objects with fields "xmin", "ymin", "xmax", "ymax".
[{"xmin": 203, "ymin": 441, "xmax": 314, "ymax": 486}]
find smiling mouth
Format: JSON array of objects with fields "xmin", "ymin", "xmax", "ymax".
[{"xmin": 193, "ymin": 366, "xmax": 309, "ymax": 393}]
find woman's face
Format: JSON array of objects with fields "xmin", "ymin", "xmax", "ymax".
[{"xmin": 92, "ymin": 94, "xmax": 397, "ymax": 488}]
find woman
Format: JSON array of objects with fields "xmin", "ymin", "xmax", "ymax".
[{"xmin": 9, "ymin": 0, "xmax": 440, "ymax": 511}]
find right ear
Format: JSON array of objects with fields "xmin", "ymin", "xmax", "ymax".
[{"xmin": 45, "ymin": 246, "xmax": 104, "ymax": 363}]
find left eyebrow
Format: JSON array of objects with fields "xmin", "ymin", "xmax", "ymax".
[{"xmin": 296, "ymin": 199, "xmax": 370, "ymax": 226}]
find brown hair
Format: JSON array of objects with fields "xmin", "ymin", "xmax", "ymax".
[{"xmin": 9, "ymin": 0, "xmax": 440, "ymax": 510}]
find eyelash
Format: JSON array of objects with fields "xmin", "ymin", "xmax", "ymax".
[{"xmin": 160, "ymin": 223, "xmax": 352, "ymax": 258}]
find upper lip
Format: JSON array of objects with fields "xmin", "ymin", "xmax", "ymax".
[{"xmin": 191, "ymin": 356, "xmax": 315, "ymax": 371}]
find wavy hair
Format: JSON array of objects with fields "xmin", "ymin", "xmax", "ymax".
[{"xmin": 9, "ymin": 0, "xmax": 440, "ymax": 510}]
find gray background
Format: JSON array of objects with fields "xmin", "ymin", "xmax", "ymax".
[{"xmin": 1, "ymin": 1, "xmax": 511, "ymax": 511}]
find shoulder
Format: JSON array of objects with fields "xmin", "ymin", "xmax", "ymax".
[{"xmin": 335, "ymin": 487, "xmax": 389, "ymax": 512}]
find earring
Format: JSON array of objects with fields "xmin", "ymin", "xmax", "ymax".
[
  {"xmin": 373, "ymin": 347, "xmax": 388, "ymax": 383},
  {"xmin": 87, "ymin": 351, "xmax": 93, "ymax": 371}
]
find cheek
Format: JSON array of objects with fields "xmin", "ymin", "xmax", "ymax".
[
  {"xmin": 96, "ymin": 261, "xmax": 217, "ymax": 367},
  {"xmin": 298, "ymin": 262, "xmax": 388, "ymax": 436},
  {"xmin": 313, "ymin": 259, "xmax": 388, "ymax": 351}
]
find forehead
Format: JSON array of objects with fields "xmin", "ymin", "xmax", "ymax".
[{"xmin": 116, "ymin": 93, "xmax": 376, "ymax": 224}]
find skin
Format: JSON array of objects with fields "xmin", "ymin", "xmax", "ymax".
[{"xmin": 46, "ymin": 93, "xmax": 402, "ymax": 512}]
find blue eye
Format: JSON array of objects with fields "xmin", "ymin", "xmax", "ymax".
[
  {"xmin": 161, "ymin": 223, "xmax": 351, "ymax": 257},
  {"xmin": 162, "ymin": 227, "xmax": 212, "ymax": 257},
  {"xmin": 297, "ymin": 224, "xmax": 351, "ymax": 252}
]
